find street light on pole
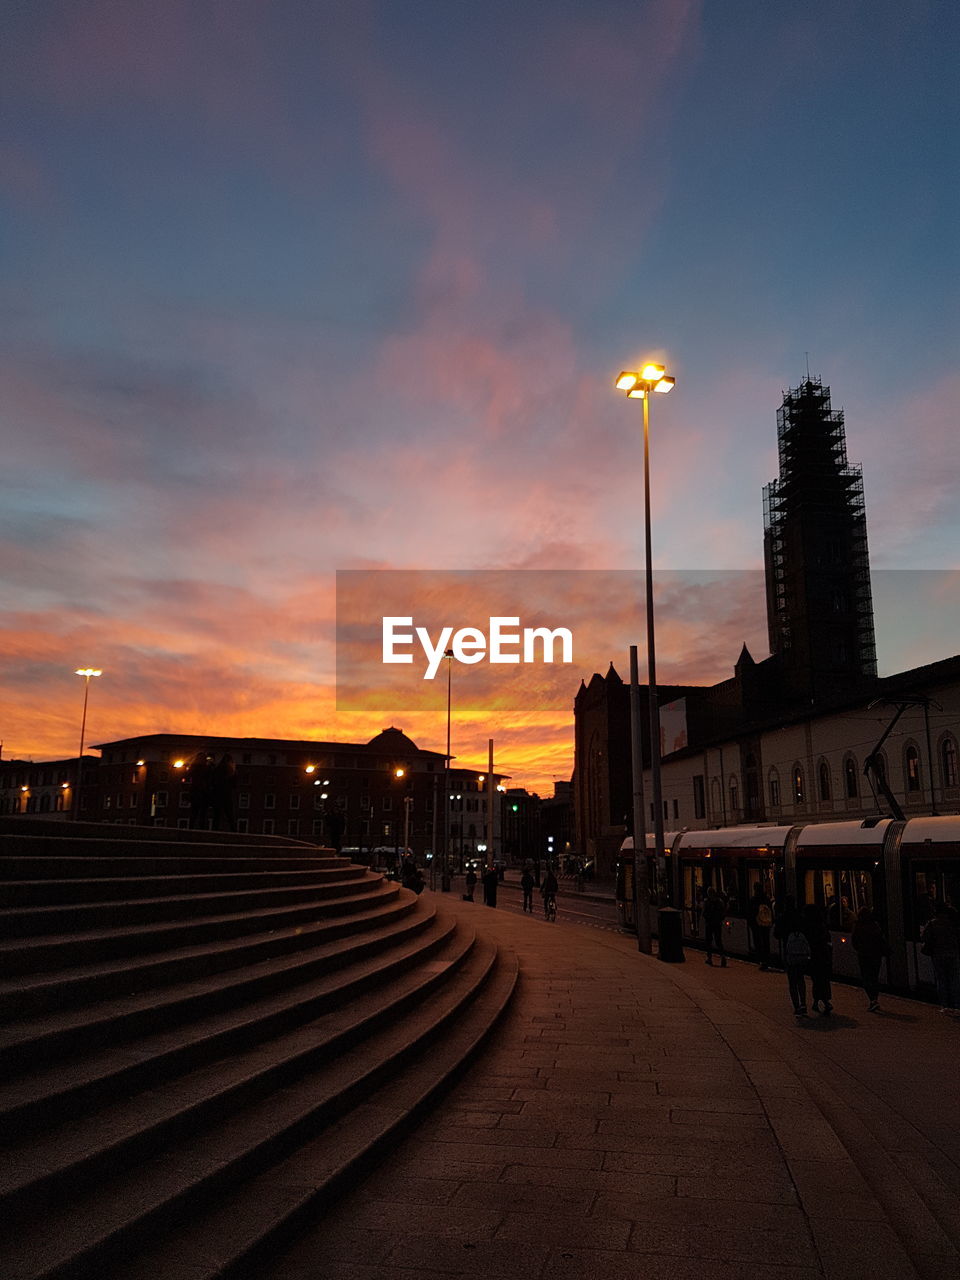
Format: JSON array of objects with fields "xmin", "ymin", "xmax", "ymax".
[
  {"xmin": 615, "ymin": 364, "xmax": 675, "ymax": 887},
  {"xmin": 73, "ymin": 668, "xmax": 102, "ymax": 820},
  {"xmin": 442, "ymin": 648, "xmax": 453, "ymax": 892}
]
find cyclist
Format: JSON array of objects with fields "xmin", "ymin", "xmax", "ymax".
[{"xmin": 541, "ymin": 866, "xmax": 559, "ymax": 921}]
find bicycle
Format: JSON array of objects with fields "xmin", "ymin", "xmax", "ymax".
[{"xmin": 543, "ymin": 893, "xmax": 557, "ymax": 922}]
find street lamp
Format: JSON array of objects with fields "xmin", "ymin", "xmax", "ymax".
[
  {"xmin": 615, "ymin": 363, "xmax": 675, "ymax": 891},
  {"xmin": 73, "ymin": 668, "xmax": 102, "ymax": 820}
]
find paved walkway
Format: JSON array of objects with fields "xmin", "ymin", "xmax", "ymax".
[{"xmin": 261, "ymin": 892, "xmax": 960, "ymax": 1280}]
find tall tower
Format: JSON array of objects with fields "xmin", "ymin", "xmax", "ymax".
[{"xmin": 763, "ymin": 376, "xmax": 877, "ymax": 704}]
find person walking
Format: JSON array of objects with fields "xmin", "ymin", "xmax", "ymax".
[
  {"xmin": 209, "ymin": 753, "xmax": 237, "ymax": 832},
  {"xmin": 702, "ymin": 887, "xmax": 728, "ymax": 967},
  {"xmin": 802, "ymin": 902, "xmax": 833, "ymax": 1014},
  {"xmin": 187, "ymin": 752, "xmax": 213, "ymax": 830},
  {"xmin": 921, "ymin": 903, "xmax": 960, "ymax": 1014},
  {"xmin": 482, "ymin": 863, "xmax": 498, "ymax": 908},
  {"xmin": 520, "ymin": 868, "xmax": 535, "ymax": 914},
  {"xmin": 541, "ymin": 866, "xmax": 559, "ymax": 921},
  {"xmin": 852, "ymin": 905, "xmax": 889, "ymax": 1013},
  {"xmin": 748, "ymin": 882, "xmax": 774, "ymax": 971},
  {"xmin": 775, "ymin": 896, "xmax": 809, "ymax": 1016},
  {"xmin": 463, "ymin": 866, "xmax": 477, "ymax": 902}
]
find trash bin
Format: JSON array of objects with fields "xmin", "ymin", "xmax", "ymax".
[{"xmin": 657, "ymin": 907, "xmax": 685, "ymax": 963}]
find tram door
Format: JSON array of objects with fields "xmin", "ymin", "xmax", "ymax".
[
  {"xmin": 683, "ymin": 864, "xmax": 704, "ymax": 937},
  {"xmin": 907, "ymin": 862, "xmax": 960, "ymax": 987}
]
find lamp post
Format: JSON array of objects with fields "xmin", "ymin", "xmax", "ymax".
[
  {"xmin": 73, "ymin": 668, "xmax": 102, "ymax": 820},
  {"xmin": 442, "ymin": 648, "xmax": 453, "ymax": 892},
  {"xmin": 615, "ymin": 364, "xmax": 675, "ymax": 886}
]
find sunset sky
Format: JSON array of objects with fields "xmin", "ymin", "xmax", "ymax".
[{"xmin": 2, "ymin": 1, "xmax": 958, "ymax": 793}]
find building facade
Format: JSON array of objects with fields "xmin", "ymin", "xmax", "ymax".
[{"xmin": 575, "ymin": 375, "xmax": 960, "ymax": 856}]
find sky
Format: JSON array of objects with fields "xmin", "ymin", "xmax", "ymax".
[{"xmin": 2, "ymin": 0, "xmax": 958, "ymax": 793}]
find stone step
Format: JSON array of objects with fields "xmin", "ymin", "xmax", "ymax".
[
  {"xmin": 0, "ymin": 875, "xmax": 373, "ymax": 939},
  {"xmin": 0, "ymin": 897, "xmax": 438, "ymax": 1140},
  {"xmin": 0, "ymin": 878, "xmax": 400, "ymax": 977},
  {"xmin": 0, "ymin": 865, "xmax": 371, "ymax": 908},
  {"xmin": 0, "ymin": 829, "xmax": 329, "ymax": 857},
  {"xmin": 0, "ymin": 880, "xmax": 405, "ymax": 1018},
  {"xmin": 1, "ymin": 930, "xmax": 510, "ymax": 1280},
  {"xmin": 0, "ymin": 892, "xmax": 434, "ymax": 1078},
  {"xmin": 0, "ymin": 916, "xmax": 469, "ymax": 1213},
  {"xmin": 108, "ymin": 943, "xmax": 519, "ymax": 1280},
  {"xmin": 0, "ymin": 852, "xmax": 349, "ymax": 879}
]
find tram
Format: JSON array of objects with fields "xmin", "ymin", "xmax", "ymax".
[{"xmin": 617, "ymin": 816, "xmax": 960, "ymax": 995}]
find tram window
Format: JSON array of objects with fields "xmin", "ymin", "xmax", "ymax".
[
  {"xmin": 804, "ymin": 868, "xmax": 872, "ymax": 927},
  {"xmin": 713, "ymin": 866, "xmax": 744, "ymax": 916},
  {"xmin": 684, "ymin": 866, "xmax": 704, "ymax": 935}
]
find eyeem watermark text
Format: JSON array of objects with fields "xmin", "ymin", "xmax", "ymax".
[{"xmin": 383, "ymin": 616, "xmax": 574, "ymax": 679}]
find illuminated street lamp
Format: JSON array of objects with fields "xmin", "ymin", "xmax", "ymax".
[
  {"xmin": 73, "ymin": 668, "xmax": 102, "ymax": 820},
  {"xmin": 615, "ymin": 364, "xmax": 675, "ymax": 922}
]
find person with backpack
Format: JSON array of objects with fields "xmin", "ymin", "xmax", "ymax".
[
  {"xmin": 775, "ymin": 896, "xmax": 809, "ymax": 1016},
  {"xmin": 748, "ymin": 882, "xmax": 774, "ymax": 971},
  {"xmin": 920, "ymin": 903, "xmax": 960, "ymax": 1014},
  {"xmin": 702, "ymin": 887, "xmax": 728, "ymax": 967}
]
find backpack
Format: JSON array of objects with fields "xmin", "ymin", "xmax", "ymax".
[
  {"xmin": 757, "ymin": 903, "xmax": 773, "ymax": 928},
  {"xmin": 785, "ymin": 931, "xmax": 811, "ymax": 964}
]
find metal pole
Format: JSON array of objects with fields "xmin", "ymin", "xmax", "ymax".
[
  {"xmin": 442, "ymin": 650, "xmax": 452, "ymax": 891},
  {"xmin": 629, "ymin": 644, "xmax": 652, "ymax": 953},
  {"xmin": 74, "ymin": 675, "xmax": 90, "ymax": 821},
  {"xmin": 643, "ymin": 391, "xmax": 667, "ymax": 872},
  {"xmin": 486, "ymin": 739, "xmax": 494, "ymax": 863}
]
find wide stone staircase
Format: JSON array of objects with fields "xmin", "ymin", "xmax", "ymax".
[{"xmin": 0, "ymin": 820, "xmax": 517, "ymax": 1279}]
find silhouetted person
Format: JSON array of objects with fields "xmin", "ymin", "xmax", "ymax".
[
  {"xmin": 323, "ymin": 805, "xmax": 345, "ymax": 853},
  {"xmin": 210, "ymin": 753, "xmax": 237, "ymax": 832},
  {"xmin": 521, "ymin": 868, "xmax": 535, "ymax": 913},
  {"xmin": 921, "ymin": 903, "xmax": 960, "ymax": 1014},
  {"xmin": 852, "ymin": 906, "xmax": 888, "ymax": 1013},
  {"xmin": 463, "ymin": 867, "xmax": 477, "ymax": 902},
  {"xmin": 541, "ymin": 867, "xmax": 558, "ymax": 919},
  {"xmin": 775, "ymin": 895, "xmax": 808, "ymax": 1016},
  {"xmin": 703, "ymin": 887, "xmax": 728, "ymax": 967},
  {"xmin": 187, "ymin": 752, "xmax": 213, "ymax": 829},
  {"xmin": 802, "ymin": 902, "xmax": 833, "ymax": 1014},
  {"xmin": 482, "ymin": 864, "xmax": 498, "ymax": 907},
  {"xmin": 748, "ymin": 882, "xmax": 773, "ymax": 971}
]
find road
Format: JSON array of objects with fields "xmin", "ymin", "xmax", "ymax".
[{"xmin": 484, "ymin": 878, "xmax": 621, "ymax": 933}]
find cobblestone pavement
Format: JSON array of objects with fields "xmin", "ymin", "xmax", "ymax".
[{"xmin": 259, "ymin": 893, "xmax": 960, "ymax": 1280}]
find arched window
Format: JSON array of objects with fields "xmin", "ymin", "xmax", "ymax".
[
  {"xmin": 710, "ymin": 777, "xmax": 722, "ymax": 817},
  {"xmin": 844, "ymin": 757, "xmax": 859, "ymax": 799},
  {"xmin": 904, "ymin": 744, "xmax": 921, "ymax": 793},
  {"xmin": 793, "ymin": 765, "xmax": 805, "ymax": 805},
  {"xmin": 940, "ymin": 735, "xmax": 958, "ymax": 789},
  {"xmin": 768, "ymin": 769, "xmax": 781, "ymax": 808},
  {"xmin": 818, "ymin": 760, "xmax": 831, "ymax": 801}
]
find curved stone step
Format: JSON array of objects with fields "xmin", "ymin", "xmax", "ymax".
[
  {"xmin": 0, "ymin": 878, "xmax": 411, "ymax": 1018},
  {"xmin": 1, "ymin": 929, "xmax": 513, "ymax": 1280},
  {"xmin": 0, "ymin": 897, "xmax": 437, "ymax": 1136},
  {"xmin": 0, "ymin": 916, "xmax": 471, "ymax": 1213},
  {"xmin": 0, "ymin": 876, "xmax": 398, "ymax": 977},
  {"xmin": 0, "ymin": 875, "xmax": 379, "ymax": 939},
  {"xmin": 0, "ymin": 865, "xmax": 369, "ymax": 908},
  {"xmin": 108, "ymin": 942, "xmax": 519, "ymax": 1280},
  {"xmin": 0, "ymin": 890, "xmax": 431, "ymax": 1078},
  {"xmin": 0, "ymin": 852, "xmax": 346, "ymax": 879}
]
